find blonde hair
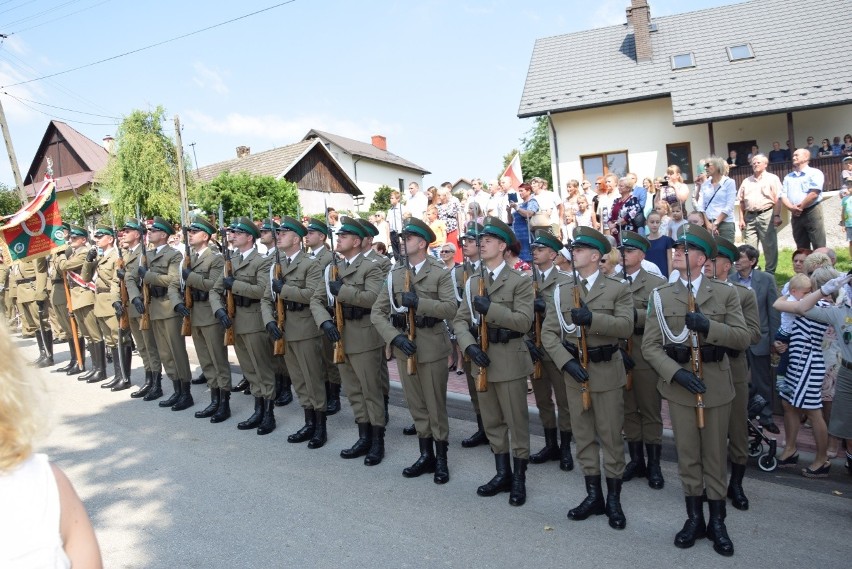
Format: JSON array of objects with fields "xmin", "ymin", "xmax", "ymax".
[
  {"xmin": 0, "ymin": 322, "xmax": 49, "ymax": 472},
  {"xmin": 787, "ymin": 273, "xmax": 812, "ymax": 292},
  {"xmin": 803, "ymin": 252, "xmax": 831, "ymax": 275},
  {"xmin": 811, "ymin": 266, "xmax": 839, "ymax": 296}
]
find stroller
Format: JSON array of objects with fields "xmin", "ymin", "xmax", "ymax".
[{"xmin": 747, "ymin": 393, "xmax": 778, "ymax": 471}]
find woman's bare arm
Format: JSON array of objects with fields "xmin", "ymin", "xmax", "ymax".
[{"xmin": 52, "ymin": 464, "xmax": 103, "ymax": 569}]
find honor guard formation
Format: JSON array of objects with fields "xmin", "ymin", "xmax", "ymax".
[{"xmin": 9, "ymin": 206, "xmax": 851, "ymax": 559}]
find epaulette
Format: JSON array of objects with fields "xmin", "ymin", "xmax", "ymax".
[
  {"xmin": 653, "ymin": 282, "xmax": 676, "ymax": 293},
  {"xmin": 604, "ymin": 273, "xmax": 627, "ymax": 284}
]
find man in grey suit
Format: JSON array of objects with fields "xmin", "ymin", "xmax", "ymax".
[{"xmin": 732, "ymin": 244, "xmax": 780, "ymax": 433}]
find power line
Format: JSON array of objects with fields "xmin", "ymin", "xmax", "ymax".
[
  {"xmin": 7, "ymin": 0, "xmax": 112, "ymax": 35},
  {"xmin": 2, "ymin": 91, "xmax": 118, "ymax": 126},
  {"xmin": 2, "ymin": 0, "xmax": 297, "ymax": 88},
  {"xmin": 0, "ymin": 0, "xmax": 37, "ymax": 17},
  {"xmin": 0, "ymin": 91, "xmax": 121, "ymax": 119},
  {"xmin": 4, "ymin": 0, "xmax": 86, "ymax": 28}
]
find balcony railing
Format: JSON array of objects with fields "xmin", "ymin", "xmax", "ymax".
[{"xmin": 728, "ymin": 155, "xmax": 847, "ymax": 190}]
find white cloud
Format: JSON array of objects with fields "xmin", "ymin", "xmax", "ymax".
[
  {"xmin": 191, "ymin": 62, "xmax": 229, "ymax": 95},
  {"xmin": 3, "ymin": 36, "xmax": 28, "ymax": 56}
]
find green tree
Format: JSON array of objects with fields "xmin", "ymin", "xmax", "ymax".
[
  {"xmin": 501, "ymin": 117, "xmax": 552, "ymax": 186},
  {"xmin": 0, "ymin": 183, "xmax": 21, "ymax": 217},
  {"xmin": 369, "ymin": 185, "xmax": 394, "ymax": 212},
  {"xmin": 194, "ymin": 172, "xmax": 299, "ymax": 223},
  {"xmin": 59, "ymin": 190, "xmax": 103, "ymax": 226}
]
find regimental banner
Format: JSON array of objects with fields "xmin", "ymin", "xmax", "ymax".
[{"xmin": 0, "ymin": 179, "xmax": 66, "ymax": 262}]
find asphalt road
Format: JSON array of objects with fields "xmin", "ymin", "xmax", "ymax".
[{"xmin": 21, "ymin": 335, "xmax": 850, "ymax": 569}]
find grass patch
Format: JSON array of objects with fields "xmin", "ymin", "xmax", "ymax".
[{"xmin": 773, "ymin": 247, "xmax": 851, "ymax": 290}]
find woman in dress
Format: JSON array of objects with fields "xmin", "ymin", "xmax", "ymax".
[
  {"xmin": 507, "ymin": 182, "xmax": 538, "ymax": 263},
  {"xmin": 437, "ymin": 185, "xmax": 463, "ymax": 263},
  {"xmin": 607, "ymin": 176, "xmax": 643, "ymax": 243}
]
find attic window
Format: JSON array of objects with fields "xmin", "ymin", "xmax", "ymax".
[
  {"xmin": 670, "ymin": 53, "xmax": 695, "ymax": 70},
  {"xmin": 727, "ymin": 44, "xmax": 754, "ymax": 61}
]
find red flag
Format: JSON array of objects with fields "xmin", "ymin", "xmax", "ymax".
[
  {"xmin": 0, "ymin": 179, "xmax": 66, "ymax": 262},
  {"xmin": 501, "ymin": 152, "xmax": 523, "ymax": 190}
]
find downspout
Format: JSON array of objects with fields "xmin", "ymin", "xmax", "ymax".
[{"xmin": 546, "ymin": 111, "xmax": 562, "ymax": 200}]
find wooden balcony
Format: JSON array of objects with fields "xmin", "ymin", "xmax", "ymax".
[{"xmin": 728, "ymin": 155, "xmax": 847, "ymax": 190}]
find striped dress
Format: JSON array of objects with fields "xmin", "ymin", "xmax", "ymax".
[{"xmin": 782, "ymin": 299, "xmax": 830, "ymax": 409}]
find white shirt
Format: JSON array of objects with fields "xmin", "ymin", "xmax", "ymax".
[
  {"xmin": 406, "ymin": 192, "xmax": 428, "ymax": 220},
  {"xmin": 582, "ymin": 269, "xmax": 601, "ymax": 290},
  {"xmin": 539, "ymin": 265, "xmax": 554, "ymax": 281},
  {"xmin": 410, "ymin": 258, "xmax": 427, "ymax": 274},
  {"xmin": 487, "ymin": 261, "xmax": 507, "ymax": 281},
  {"xmin": 535, "ymin": 190, "xmax": 560, "ymax": 224},
  {"xmin": 679, "ymin": 273, "xmax": 703, "ymax": 299}
]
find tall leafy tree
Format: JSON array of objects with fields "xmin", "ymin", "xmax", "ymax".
[
  {"xmin": 369, "ymin": 184, "xmax": 394, "ymax": 213},
  {"xmin": 194, "ymin": 172, "xmax": 299, "ymax": 223},
  {"xmin": 502, "ymin": 117, "xmax": 553, "ymax": 186},
  {"xmin": 59, "ymin": 190, "xmax": 103, "ymax": 227},
  {"xmin": 0, "ymin": 183, "xmax": 21, "ymax": 217}
]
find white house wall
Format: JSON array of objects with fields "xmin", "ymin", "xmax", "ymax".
[{"xmin": 297, "ymin": 189, "xmax": 355, "ymax": 217}]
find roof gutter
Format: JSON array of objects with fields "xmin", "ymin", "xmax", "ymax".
[{"xmin": 546, "ymin": 111, "xmax": 562, "ymax": 200}]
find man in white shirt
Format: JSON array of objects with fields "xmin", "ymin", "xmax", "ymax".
[
  {"xmin": 780, "ymin": 149, "xmax": 826, "ymax": 249},
  {"xmin": 470, "ymin": 178, "xmax": 490, "ymax": 218},
  {"xmin": 486, "ymin": 179, "xmax": 508, "ymax": 223},
  {"xmin": 531, "ymin": 177, "xmax": 561, "ymax": 234},
  {"xmin": 405, "ymin": 182, "xmax": 428, "ymax": 221}
]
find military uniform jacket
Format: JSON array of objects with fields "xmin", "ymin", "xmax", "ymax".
[
  {"xmin": 453, "ymin": 264, "xmax": 534, "ymax": 382},
  {"xmin": 310, "ymin": 253, "xmax": 384, "ymax": 354},
  {"xmin": 726, "ymin": 280, "xmax": 762, "ymax": 385},
  {"xmin": 261, "ymin": 249, "xmax": 322, "ymax": 342},
  {"xmin": 541, "ymin": 272, "xmax": 634, "ymax": 392},
  {"xmin": 372, "ymin": 256, "xmax": 457, "ymax": 364},
  {"xmin": 210, "ymin": 248, "xmax": 272, "ymax": 335},
  {"xmin": 56, "ymin": 248, "xmax": 94, "ymax": 309},
  {"xmin": 82, "ymin": 248, "xmax": 120, "ymax": 318},
  {"xmin": 309, "ymin": 246, "xmax": 334, "ymax": 270},
  {"xmin": 48, "ymin": 254, "xmax": 67, "ymax": 306},
  {"xmin": 140, "ymin": 245, "xmax": 182, "ymax": 321},
  {"xmin": 450, "ymin": 261, "xmax": 478, "ymax": 305},
  {"xmin": 123, "ymin": 244, "xmax": 146, "ymax": 319},
  {"xmin": 627, "ymin": 268, "xmax": 666, "ymax": 371},
  {"xmin": 184, "ymin": 247, "xmax": 223, "ymax": 328},
  {"xmin": 15, "ymin": 257, "xmax": 48, "ymax": 303},
  {"xmin": 530, "ymin": 267, "xmax": 571, "ymax": 363},
  {"xmin": 641, "ymin": 278, "xmax": 751, "ymax": 408},
  {"xmin": 364, "ymin": 249, "xmax": 392, "ymax": 276},
  {"xmin": 0, "ymin": 256, "xmax": 9, "ymax": 294}
]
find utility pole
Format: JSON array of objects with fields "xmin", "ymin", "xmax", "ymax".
[
  {"xmin": 0, "ymin": 94, "xmax": 27, "ymax": 203},
  {"xmin": 189, "ymin": 142, "xmax": 199, "ymax": 177},
  {"xmin": 173, "ymin": 115, "xmax": 189, "ymax": 218}
]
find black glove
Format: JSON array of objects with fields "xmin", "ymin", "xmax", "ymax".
[
  {"xmin": 131, "ymin": 296, "xmax": 145, "ymax": 315},
  {"xmin": 562, "ymin": 358, "xmax": 589, "ymax": 384},
  {"xmin": 214, "ymin": 308, "xmax": 232, "ymax": 329},
  {"xmin": 533, "ymin": 297, "xmax": 546, "ymax": 314},
  {"xmin": 329, "ymin": 279, "xmax": 344, "ymax": 296},
  {"xmin": 526, "ymin": 339, "xmax": 543, "ymax": 363},
  {"xmin": 400, "ymin": 291, "xmax": 419, "ymax": 310},
  {"xmin": 86, "ymin": 247, "xmax": 98, "ymax": 262},
  {"xmin": 271, "ymin": 278, "xmax": 284, "ymax": 294},
  {"xmin": 473, "ymin": 295, "xmax": 491, "ymax": 315},
  {"xmin": 391, "ymin": 334, "xmax": 417, "ymax": 357},
  {"xmin": 266, "ymin": 321, "xmax": 283, "ymax": 341},
  {"xmin": 620, "ymin": 347, "xmax": 635, "ymax": 372},
  {"xmin": 116, "ymin": 268, "xmax": 126, "ymax": 280},
  {"xmin": 685, "ymin": 309, "xmax": 710, "ymax": 334},
  {"xmin": 174, "ymin": 303, "xmax": 191, "ymax": 318},
  {"xmin": 320, "ymin": 320, "xmax": 340, "ymax": 342},
  {"xmin": 465, "ymin": 344, "xmax": 491, "ymax": 368},
  {"xmin": 112, "ymin": 301, "xmax": 124, "ymax": 317},
  {"xmin": 570, "ymin": 301, "xmax": 593, "ymax": 326},
  {"xmin": 137, "ymin": 265, "xmax": 147, "ymax": 279},
  {"xmin": 222, "ymin": 276, "xmax": 235, "ymax": 290},
  {"xmin": 672, "ymin": 368, "xmax": 706, "ymax": 394},
  {"xmin": 181, "ymin": 267, "xmax": 191, "ymax": 281}
]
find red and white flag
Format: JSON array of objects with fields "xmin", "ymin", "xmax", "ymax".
[{"xmin": 501, "ymin": 152, "xmax": 523, "ymax": 190}]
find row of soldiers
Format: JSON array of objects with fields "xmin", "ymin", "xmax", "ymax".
[{"xmin": 4, "ymin": 212, "xmax": 757, "ymax": 557}]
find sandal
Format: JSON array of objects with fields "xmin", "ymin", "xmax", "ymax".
[
  {"xmin": 777, "ymin": 453, "xmax": 799, "ymax": 468},
  {"xmin": 802, "ymin": 461, "xmax": 831, "ymax": 478}
]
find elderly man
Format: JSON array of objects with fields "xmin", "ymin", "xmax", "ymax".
[
  {"xmin": 780, "ymin": 149, "xmax": 826, "ymax": 250},
  {"xmin": 737, "ymin": 154, "xmax": 782, "ymax": 274}
]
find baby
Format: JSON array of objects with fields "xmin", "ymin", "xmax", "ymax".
[{"xmin": 775, "ymin": 273, "xmax": 812, "ymax": 397}]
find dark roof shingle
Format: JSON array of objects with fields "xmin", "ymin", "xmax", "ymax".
[
  {"xmin": 195, "ymin": 140, "xmax": 315, "ymax": 183},
  {"xmin": 303, "ymin": 129, "xmax": 430, "ymax": 174}
]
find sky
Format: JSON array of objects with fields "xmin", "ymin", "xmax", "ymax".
[{"xmin": 0, "ymin": 0, "xmax": 732, "ymax": 196}]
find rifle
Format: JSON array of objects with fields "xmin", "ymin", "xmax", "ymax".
[
  {"xmin": 326, "ymin": 200, "xmax": 345, "ymax": 363},
  {"xmin": 136, "ymin": 204, "xmax": 151, "ymax": 331},
  {"xmin": 569, "ymin": 242, "xmax": 591, "ymax": 411},
  {"xmin": 110, "ymin": 211, "xmax": 130, "ymax": 332},
  {"xmin": 218, "ymin": 204, "xmax": 235, "ymax": 346},
  {"xmin": 475, "ymin": 223, "xmax": 488, "ymax": 392},
  {"xmin": 269, "ymin": 203, "xmax": 285, "ymax": 356},
  {"xmin": 61, "ymin": 265, "xmax": 84, "ymax": 370},
  {"xmin": 683, "ymin": 226, "xmax": 705, "ymax": 429},
  {"xmin": 532, "ymin": 264, "xmax": 542, "ymax": 380},
  {"xmin": 401, "ymin": 230, "xmax": 417, "ymax": 375},
  {"xmin": 180, "ymin": 206, "xmax": 193, "ymax": 336},
  {"xmin": 618, "ymin": 243, "xmax": 633, "ymax": 391}
]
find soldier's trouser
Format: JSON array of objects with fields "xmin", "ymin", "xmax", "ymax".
[
  {"xmin": 531, "ymin": 358, "xmax": 572, "ymax": 432},
  {"xmin": 397, "ymin": 353, "xmax": 450, "ymax": 441},
  {"xmin": 669, "ymin": 401, "xmax": 732, "ymax": 500},
  {"xmin": 321, "ymin": 333, "xmax": 341, "ymax": 386},
  {"xmin": 728, "ymin": 380, "xmax": 750, "ymax": 465},
  {"xmin": 272, "ymin": 354, "xmax": 288, "ymax": 376},
  {"xmin": 53, "ymin": 301, "xmax": 76, "ymax": 340},
  {"xmin": 623, "ymin": 366, "xmax": 663, "ymax": 444},
  {"xmin": 20, "ymin": 299, "xmax": 40, "ymax": 335},
  {"xmin": 48, "ymin": 304, "xmax": 65, "ymax": 340},
  {"xmin": 96, "ymin": 315, "xmax": 119, "ymax": 348},
  {"xmin": 73, "ymin": 305, "xmax": 101, "ymax": 342},
  {"xmin": 234, "ymin": 330, "xmax": 275, "ymax": 399},
  {"xmin": 151, "ymin": 316, "xmax": 191, "ymax": 381},
  {"xmin": 285, "ymin": 336, "xmax": 326, "ymax": 411},
  {"xmin": 566, "ymin": 384, "xmax": 626, "ymax": 478},
  {"xmin": 339, "ymin": 348, "xmax": 384, "ymax": 427},
  {"xmin": 128, "ymin": 315, "xmax": 160, "ymax": 373},
  {"xmin": 380, "ymin": 354, "xmax": 390, "ymax": 397},
  {"xmin": 192, "ymin": 321, "xmax": 231, "ymax": 390},
  {"xmin": 479, "ymin": 377, "xmax": 530, "ymax": 459},
  {"xmin": 462, "ymin": 358, "xmax": 481, "ymax": 414}
]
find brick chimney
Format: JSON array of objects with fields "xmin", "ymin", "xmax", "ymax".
[
  {"xmin": 371, "ymin": 135, "xmax": 387, "ymax": 151},
  {"xmin": 626, "ymin": 0, "xmax": 653, "ymax": 63},
  {"xmin": 103, "ymin": 135, "xmax": 115, "ymax": 154},
  {"xmin": 236, "ymin": 145, "xmax": 250, "ymax": 159}
]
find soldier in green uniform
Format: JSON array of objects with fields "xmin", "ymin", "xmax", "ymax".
[
  {"xmin": 704, "ymin": 237, "xmax": 761, "ymax": 511},
  {"xmin": 642, "ymin": 224, "xmax": 750, "ymax": 556},
  {"xmin": 0, "ymin": 250, "xmax": 9, "ymax": 326},
  {"xmin": 259, "ymin": 219, "xmax": 294, "ymax": 408},
  {"xmin": 17, "ymin": 255, "xmax": 50, "ymax": 365},
  {"xmin": 541, "ymin": 226, "xmax": 634, "ymax": 529},
  {"xmin": 263, "ymin": 216, "xmax": 329, "ymax": 447},
  {"xmin": 618, "ymin": 231, "xmax": 667, "ymax": 489},
  {"xmin": 176, "ymin": 216, "xmax": 232, "ymax": 422},
  {"xmin": 453, "ymin": 216, "xmax": 534, "ymax": 506},
  {"xmin": 211, "ymin": 217, "xmax": 277, "ymax": 434},
  {"xmin": 138, "ymin": 217, "xmax": 194, "ymax": 411},
  {"xmin": 304, "ymin": 218, "xmax": 342, "ymax": 416},
  {"xmin": 311, "ymin": 217, "xmax": 386, "ymax": 465},
  {"xmin": 372, "ymin": 217, "xmax": 457, "ymax": 483},
  {"xmin": 49, "ymin": 225, "xmax": 85, "ymax": 375}
]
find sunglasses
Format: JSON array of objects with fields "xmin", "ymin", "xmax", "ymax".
[{"xmin": 440, "ymin": 249, "xmax": 453, "ymax": 254}]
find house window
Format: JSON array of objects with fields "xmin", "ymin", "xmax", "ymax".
[
  {"xmin": 665, "ymin": 143, "xmax": 694, "ymax": 184},
  {"xmin": 398, "ymin": 178, "xmax": 405, "ymax": 192},
  {"xmin": 727, "ymin": 44, "xmax": 754, "ymax": 61},
  {"xmin": 581, "ymin": 151, "xmax": 629, "ymax": 182},
  {"xmin": 670, "ymin": 53, "xmax": 695, "ymax": 70}
]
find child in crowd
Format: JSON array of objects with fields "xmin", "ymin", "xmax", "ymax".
[
  {"xmin": 775, "ymin": 274, "xmax": 812, "ymax": 398},
  {"xmin": 426, "ymin": 205, "xmax": 447, "ymax": 258},
  {"xmin": 644, "ymin": 211, "xmax": 675, "ymax": 277},
  {"xmin": 561, "ymin": 209, "xmax": 577, "ymax": 242},
  {"xmin": 667, "ymin": 202, "xmax": 687, "ymax": 239},
  {"xmin": 653, "ymin": 200, "xmax": 671, "ymax": 237},
  {"xmin": 574, "ymin": 195, "xmax": 595, "ymax": 229},
  {"xmin": 841, "ymin": 177, "xmax": 852, "ymax": 259}
]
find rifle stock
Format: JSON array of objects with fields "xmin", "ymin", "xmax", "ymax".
[
  {"xmin": 532, "ymin": 277, "xmax": 542, "ymax": 380},
  {"xmin": 683, "ymin": 226, "xmax": 705, "ymax": 429},
  {"xmin": 405, "ymin": 266, "xmax": 417, "ymax": 375},
  {"xmin": 475, "ymin": 273, "xmax": 488, "ymax": 392},
  {"xmin": 572, "ymin": 282, "xmax": 592, "ymax": 411},
  {"xmin": 62, "ymin": 271, "xmax": 84, "ymax": 370},
  {"xmin": 140, "ymin": 244, "xmax": 151, "ymax": 331},
  {"xmin": 273, "ymin": 259, "xmax": 286, "ymax": 356},
  {"xmin": 332, "ymin": 262, "xmax": 345, "ymax": 363}
]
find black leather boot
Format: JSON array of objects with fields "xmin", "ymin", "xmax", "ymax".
[
  {"xmin": 257, "ymin": 399, "xmax": 276, "ymax": 435},
  {"xmin": 78, "ymin": 342, "xmax": 100, "ymax": 381},
  {"xmin": 623, "ymin": 441, "xmax": 647, "ymax": 481},
  {"xmin": 326, "ymin": 381, "xmax": 341, "ymax": 415},
  {"xmin": 568, "ymin": 475, "xmax": 606, "ymax": 520},
  {"xmin": 274, "ymin": 374, "xmax": 293, "ymax": 406},
  {"xmin": 36, "ymin": 330, "xmax": 54, "ymax": 367},
  {"xmin": 383, "ymin": 394, "xmax": 390, "ymax": 426},
  {"xmin": 32, "ymin": 332, "xmax": 47, "ymax": 366},
  {"xmin": 84, "ymin": 341, "xmax": 106, "ymax": 383},
  {"xmin": 172, "ymin": 381, "xmax": 194, "ymax": 411},
  {"xmin": 308, "ymin": 410, "xmax": 327, "ymax": 449},
  {"xmin": 605, "ymin": 477, "xmax": 626, "ymax": 529},
  {"xmin": 403, "ymin": 423, "xmax": 416, "ymax": 435},
  {"xmin": 434, "ymin": 440, "xmax": 449, "ymax": 484},
  {"xmin": 462, "ymin": 414, "xmax": 488, "ymax": 448},
  {"xmin": 509, "ymin": 457, "xmax": 528, "ymax": 506},
  {"xmin": 707, "ymin": 499, "xmax": 734, "ymax": 556},
  {"xmin": 191, "ymin": 373, "xmax": 207, "ymax": 385},
  {"xmin": 195, "ymin": 388, "xmax": 220, "ymax": 418},
  {"xmin": 101, "ymin": 347, "xmax": 123, "ymax": 389},
  {"xmin": 646, "ymin": 443, "xmax": 664, "ymax": 489},
  {"xmin": 727, "ymin": 463, "xmax": 749, "ymax": 511},
  {"xmin": 112, "ymin": 343, "xmax": 132, "ymax": 391},
  {"xmin": 238, "ymin": 397, "xmax": 265, "ymax": 430},
  {"xmin": 210, "ymin": 390, "xmax": 231, "ymax": 423},
  {"xmin": 144, "ymin": 372, "xmax": 164, "ymax": 401},
  {"xmin": 55, "ymin": 339, "xmax": 78, "ymax": 373},
  {"xmin": 402, "ymin": 438, "xmax": 436, "ymax": 478},
  {"xmin": 288, "ymin": 408, "xmax": 316, "ymax": 443},
  {"xmin": 234, "ymin": 376, "xmax": 250, "ymax": 394},
  {"xmin": 66, "ymin": 337, "xmax": 85, "ymax": 376},
  {"xmin": 477, "ymin": 453, "xmax": 512, "ymax": 496},
  {"xmin": 159, "ymin": 380, "xmax": 181, "ymax": 407},
  {"xmin": 560, "ymin": 431, "xmax": 574, "ymax": 471},
  {"xmin": 529, "ymin": 427, "xmax": 559, "ymax": 464},
  {"xmin": 133, "ymin": 371, "xmax": 153, "ymax": 399},
  {"xmin": 364, "ymin": 425, "xmax": 385, "ymax": 466},
  {"xmin": 340, "ymin": 422, "xmax": 371, "ymax": 459},
  {"xmin": 674, "ymin": 496, "xmax": 707, "ymax": 548}
]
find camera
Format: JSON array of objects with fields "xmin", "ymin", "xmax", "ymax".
[{"xmin": 661, "ymin": 176, "xmax": 670, "ymax": 188}]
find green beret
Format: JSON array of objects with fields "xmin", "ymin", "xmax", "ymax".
[
  {"xmin": 189, "ymin": 216, "xmax": 216, "ymax": 236},
  {"xmin": 675, "ymin": 224, "xmax": 717, "ymax": 259},
  {"xmin": 68, "ymin": 224, "xmax": 88, "ymax": 238},
  {"xmin": 620, "ymin": 230, "xmax": 650, "ymax": 253},
  {"xmin": 279, "ymin": 215, "xmax": 307, "ymax": 237},
  {"xmin": 531, "ymin": 229, "xmax": 562, "ymax": 253},
  {"xmin": 123, "ymin": 218, "xmax": 146, "ymax": 233},
  {"xmin": 150, "ymin": 216, "xmax": 175, "ymax": 236},
  {"xmin": 481, "ymin": 216, "xmax": 516, "ymax": 246},
  {"xmin": 337, "ymin": 216, "xmax": 366, "ymax": 238},
  {"xmin": 93, "ymin": 225, "xmax": 114, "ymax": 238},
  {"xmin": 306, "ymin": 218, "xmax": 330, "ymax": 237},
  {"xmin": 231, "ymin": 216, "xmax": 260, "ymax": 238},
  {"xmin": 715, "ymin": 236, "xmax": 738, "ymax": 263},
  {"xmin": 463, "ymin": 221, "xmax": 484, "ymax": 239},
  {"xmin": 572, "ymin": 226, "xmax": 610, "ymax": 255},
  {"xmin": 402, "ymin": 217, "xmax": 436, "ymax": 244},
  {"xmin": 260, "ymin": 218, "xmax": 280, "ymax": 232}
]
